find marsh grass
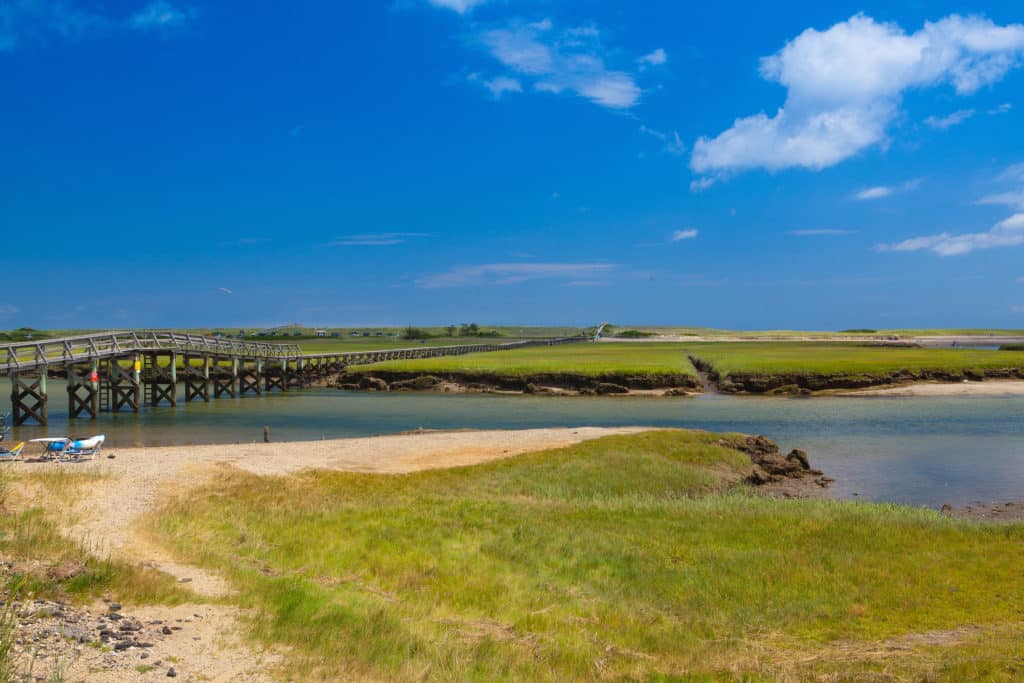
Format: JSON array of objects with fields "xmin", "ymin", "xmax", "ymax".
[
  {"xmin": 145, "ymin": 430, "xmax": 1024, "ymax": 680},
  {"xmin": 686, "ymin": 342, "xmax": 1024, "ymax": 376},
  {"xmin": 355, "ymin": 342, "xmax": 697, "ymax": 378}
]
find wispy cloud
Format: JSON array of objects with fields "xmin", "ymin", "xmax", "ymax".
[
  {"xmin": 877, "ymin": 213, "xmax": 1024, "ymax": 256},
  {"xmin": 223, "ymin": 236, "xmax": 270, "ymax": 246},
  {"xmin": 217, "ymin": 287, "xmax": 233, "ymax": 295},
  {"xmin": 924, "ymin": 108, "xmax": 975, "ymax": 129},
  {"xmin": 0, "ymin": 304, "xmax": 18, "ymax": 315},
  {"xmin": 327, "ymin": 232, "xmax": 429, "ymax": 247},
  {"xmin": 639, "ymin": 125, "xmax": 685, "ymax": 155},
  {"xmin": 789, "ymin": 229, "xmax": 856, "ymax": 236},
  {"xmin": 855, "ymin": 178, "xmax": 922, "ymax": 201},
  {"xmin": 416, "ymin": 262, "xmax": 617, "ymax": 288},
  {"xmin": 475, "ymin": 19, "xmax": 643, "ymax": 109},
  {"xmin": 478, "ymin": 75, "xmax": 522, "ymax": 98},
  {"xmin": 691, "ymin": 14, "xmax": 1024, "ymax": 184},
  {"xmin": 638, "ymin": 48, "xmax": 667, "ymax": 66},
  {"xmin": 0, "ymin": 0, "xmax": 194, "ymax": 50},
  {"xmin": 128, "ymin": 1, "xmax": 194, "ymax": 31},
  {"xmin": 670, "ymin": 229, "xmax": 698, "ymax": 241},
  {"xmin": 989, "ymin": 103, "xmax": 1013, "ymax": 115},
  {"xmin": 426, "ymin": 0, "xmax": 488, "ymax": 14}
]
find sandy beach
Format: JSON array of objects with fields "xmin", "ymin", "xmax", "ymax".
[{"xmin": 839, "ymin": 379, "xmax": 1024, "ymax": 397}]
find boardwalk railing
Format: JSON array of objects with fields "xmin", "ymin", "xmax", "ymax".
[
  {"xmin": 0, "ymin": 331, "xmax": 578, "ymax": 375},
  {"xmin": 1, "ymin": 331, "xmax": 583, "ymax": 425}
]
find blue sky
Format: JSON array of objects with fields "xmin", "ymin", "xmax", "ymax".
[{"xmin": 2, "ymin": 0, "xmax": 1024, "ymax": 330}]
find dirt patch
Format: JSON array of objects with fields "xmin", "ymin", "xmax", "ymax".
[{"xmin": 942, "ymin": 500, "xmax": 1024, "ymax": 521}]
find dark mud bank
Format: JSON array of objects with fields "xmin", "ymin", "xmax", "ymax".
[
  {"xmin": 335, "ymin": 370, "xmax": 701, "ymax": 395},
  {"xmin": 688, "ymin": 355, "xmax": 1024, "ymax": 394}
]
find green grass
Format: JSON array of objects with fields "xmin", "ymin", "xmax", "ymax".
[
  {"xmin": 354, "ymin": 342, "xmax": 697, "ymax": 377},
  {"xmin": 146, "ymin": 430, "xmax": 1024, "ymax": 681},
  {"xmin": 686, "ymin": 342, "xmax": 1024, "ymax": 376}
]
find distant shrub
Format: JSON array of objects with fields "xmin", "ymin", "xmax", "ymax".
[
  {"xmin": 615, "ymin": 330, "xmax": 656, "ymax": 338},
  {"xmin": 840, "ymin": 329, "xmax": 878, "ymax": 334},
  {"xmin": 402, "ymin": 327, "xmax": 433, "ymax": 340},
  {"xmin": 999, "ymin": 344, "xmax": 1024, "ymax": 351}
]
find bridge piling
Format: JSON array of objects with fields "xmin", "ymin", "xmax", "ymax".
[
  {"xmin": 67, "ymin": 360, "xmax": 99, "ymax": 419},
  {"xmin": 11, "ymin": 371, "xmax": 48, "ymax": 426}
]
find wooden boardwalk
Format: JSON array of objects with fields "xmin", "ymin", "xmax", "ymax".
[{"xmin": 1, "ymin": 331, "xmax": 580, "ymax": 425}]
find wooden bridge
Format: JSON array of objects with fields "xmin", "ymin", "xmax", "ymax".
[{"xmin": 1, "ymin": 331, "xmax": 580, "ymax": 425}]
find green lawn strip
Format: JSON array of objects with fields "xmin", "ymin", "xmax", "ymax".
[
  {"xmin": 685, "ymin": 342, "xmax": 1024, "ymax": 377},
  {"xmin": 145, "ymin": 430, "xmax": 1024, "ymax": 680},
  {"xmin": 351, "ymin": 342, "xmax": 697, "ymax": 378}
]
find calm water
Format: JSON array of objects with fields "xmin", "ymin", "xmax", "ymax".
[{"xmin": 3, "ymin": 381, "xmax": 1023, "ymax": 507}]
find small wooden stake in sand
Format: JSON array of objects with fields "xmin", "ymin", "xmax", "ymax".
[{"xmin": 263, "ymin": 425, "xmax": 270, "ymax": 443}]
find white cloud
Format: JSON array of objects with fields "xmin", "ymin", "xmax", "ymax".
[
  {"xmin": 877, "ymin": 213, "xmax": 1024, "ymax": 256},
  {"xmin": 426, "ymin": 0, "xmax": 487, "ymax": 13},
  {"xmin": 128, "ymin": 1, "xmax": 193, "ymax": 31},
  {"xmin": 989, "ymin": 102, "xmax": 1013, "ymax": 114},
  {"xmin": 478, "ymin": 19, "xmax": 642, "ymax": 109},
  {"xmin": 689, "ymin": 177, "xmax": 715, "ymax": 193},
  {"xmin": 638, "ymin": 48, "xmax": 667, "ymax": 66},
  {"xmin": 924, "ymin": 108, "xmax": 976, "ymax": 129},
  {"xmin": 218, "ymin": 287, "xmax": 233, "ymax": 295},
  {"xmin": 482, "ymin": 75, "xmax": 522, "ymax": 98},
  {"xmin": 691, "ymin": 14, "xmax": 1024, "ymax": 180},
  {"xmin": 855, "ymin": 177, "xmax": 922, "ymax": 200},
  {"xmin": 789, "ymin": 229, "xmax": 855, "ymax": 236},
  {"xmin": 857, "ymin": 186, "xmax": 893, "ymax": 200},
  {"xmin": 328, "ymin": 233, "xmax": 429, "ymax": 247},
  {"xmin": 670, "ymin": 229, "xmax": 698, "ymax": 241},
  {"xmin": 416, "ymin": 262, "xmax": 616, "ymax": 288},
  {"xmin": 0, "ymin": 304, "xmax": 17, "ymax": 315}
]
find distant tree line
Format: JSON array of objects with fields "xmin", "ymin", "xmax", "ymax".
[{"xmin": 401, "ymin": 323, "xmax": 503, "ymax": 340}]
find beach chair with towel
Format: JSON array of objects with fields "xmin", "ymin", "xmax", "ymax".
[
  {"xmin": 65, "ymin": 435, "xmax": 105, "ymax": 460},
  {"xmin": 0, "ymin": 442, "xmax": 24, "ymax": 461},
  {"xmin": 30, "ymin": 437, "xmax": 71, "ymax": 461}
]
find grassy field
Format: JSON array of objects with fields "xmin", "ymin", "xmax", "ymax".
[
  {"xmin": 144, "ymin": 430, "xmax": 1024, "ymax": 680},
  {"xmin": 353, "ymin": 342, "xmax": 697, "ymax": 377},
  {"xmin": 685, "ymin": 342, "xmax": 1024, "ymax": 376}
]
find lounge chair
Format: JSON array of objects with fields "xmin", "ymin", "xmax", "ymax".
[
  {"xmin": 0, "ymin": 442, "xmax": 24, "ymax": 460},
  {"xmin": 65, "ymin": 435, "xmax": 105, "ymax": 460},
  {"xmin": 30, "ymin": 437, "xmax": 71, "ymax": 461}
]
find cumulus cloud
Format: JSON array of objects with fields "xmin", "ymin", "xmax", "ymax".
[
  {"xmin": 328, "ymin": 233, "xmax": 429, "ymax": 247},
  {"xmin": 477, "ymin": 19, "xmax": 642, "ymax": 109},
  {"xmin": 426, "ymin": 0, "xmax": 487, "ymax": 13},
  {"xmin": 924, "ymin": 108, "xmax": 976, "ymax": 129},
  {"xmin": 417, "ymin": 262, "xmax": 617, "ymax": 288},
  {"xmin": 128, "ymin": 1, "xmax": 193, "ymax": 31},
  {"xmin": 691, "ymin": 14, "xmax": 1024, "ymax": 182}
]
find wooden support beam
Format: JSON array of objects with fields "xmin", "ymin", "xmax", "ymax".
[
  {"xmin": 105, "ymin": 357, "xmax": 141, "ymax": 413},
  {"xmin": 238, "ymin": 359, "xmax": 262, "ymax": 396},
  {"xmin": 146, "ymin": 352, "xmax": 177, "ymax": 407},
  {"xmin": 67, "ymin": 361, "xmax": 99, "ymax": 419},
  {"xmin": 183, "ymin": 354, "xmax": 211, "ymax": 402},
  {"xmin": 11, "ymin": 371, "xmax": 48, "ymax": 426}
]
